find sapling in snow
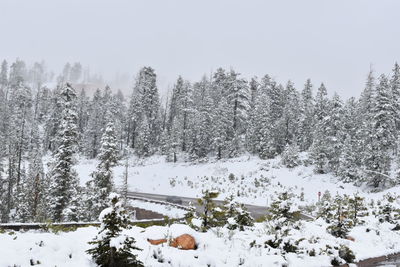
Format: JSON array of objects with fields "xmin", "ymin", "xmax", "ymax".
[
  {"xmin": 87, "ymin": 193, "xmax": 143, "ymax": 267},
  {"xmin": 327, "ymin": 195, "xmax": 351, "ymax": 238},
  {"xmin": 376, "ymin": 193, "xmax": 400, "ymax": 224},
  {"xmin": 347, "ymin": 193, "xmax": 368, "ymax": 226},
  {"xmin": 197, "ymin": 190, "xmax": 225, "ymax": 231},
  {"xmin": 223, "ymin": 195, "xmax": 254, "ymax": 231}
]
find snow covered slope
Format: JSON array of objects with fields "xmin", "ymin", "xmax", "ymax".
[{"xmin": 76, "ymin": 153, "xmax": 399, "ymax": 206}]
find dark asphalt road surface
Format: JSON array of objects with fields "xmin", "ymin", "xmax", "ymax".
[{"xmin": 128, "ymin": 191, "xmax": 268, "ymax": 220}]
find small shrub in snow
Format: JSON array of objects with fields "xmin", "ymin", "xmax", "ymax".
[
  {"xmin": 317, "ymin": 191, "xmax": 335, "ymax": 223},
  {"xmin": 169, "ymin": 178, "xmax": 176, "ymax": 187},
  {"xmin": 327, "ymin": 195, "xmax": 351, "ymax": 238},
  {"xmin": 197, "ymin": 190, "xmax": 225, "ymax": 231},
  {"xmin": 87, "ymin": 193, "xmax": 143, "ymax": 267},
  {"xmin": 347, "ymin": 193, "xmax": 369, "ymax": 226},
  {"xmin": 268, "ymin": 191, "xmax": 301, "ymax": 226},
  {"xmin": 330, "ymin": 257, "xmax": 342, "ymax": 266},
  {"xmin": 223, "ymin": 195, "xmax": 254, "ymax": 231},
  {"xmin": 338, "ymin": 245, "xmax": 355, "ymax": 264},
  {"xmin": 376, "ymin": 193, "xmax": 400, "ymax": 224}
]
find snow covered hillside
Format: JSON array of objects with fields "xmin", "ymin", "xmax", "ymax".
[{"xmin": 75, "ymin": 153, "xmax": 399, "ymax": 207}]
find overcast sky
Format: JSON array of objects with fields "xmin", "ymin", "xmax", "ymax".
[{"xmin": 0, "ymin": 0, "xmax": 399, "ymax": 98}]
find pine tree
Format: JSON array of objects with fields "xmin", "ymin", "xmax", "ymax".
[
  {"xmin": 48, "ymin": 83, "xmax": 80, "ymax": 222},
  {"xmin": 261, "ymin": 80, "xmax": 285, "ymax": 156},
  {"xmin": 189, "ymin": 76, "xmax": 213, "ymax": 158},
  {"xmin": 226, "ymin": 70, "xmax": 250, "ymax": 156},
  {"xmin": 390, "ymin": 63, "xmax": 400, "ymax": 147},
  {"xmin": 317, "ymin": 190, "xmax": 335, "ymax": 223},
  {"xmin": 281, "ymin": 143, "xmax": 300, "ymax": 168},
  {"xmin": 347, "ymin": 194, "xmax": 368, "ymax": 226},
  {"xmin": 20, "ymin": 121, "xmax": 49, "ymax": 222},
  {"xmin": 128, "ymin": 67, "xmax": 161, "ymax": 156},
  {"xmin": 197, "ymin": 190, "xmax": 225, "ymax": 231},
  {"xmin": 223, "ymin": 195, "xmax": 254, "ymax": 231},
  {"xmin": 255, "ymin": 75, "xmax": 284, "ymax": 158},
  {"xmin": 278, "ymin": 81, "xmax": 300, "ymax": 147},
  {"xmin": 298, "ymin": 79, "xmax": 314, "ymax": 151},
  {"xmin": 84, "ymin": 89, "xmax": 105, "ymax": 158},
  {"xmin": 90, "ymin": 121, "xmax": 119, "ymax": 218},
  {"xmin": 359, "ymin": 70, "xmax": 377, "ymax": 182},
  {"xmin": 327, "ymin": 195, "xmax": 351, "ymax": 238},
  {"xmin": 310, "ymin": 83, "xmax": 330, "ymax": 173},
  {"xmin": 13, "ymin": 169, "xmax": 30, "ymax": 222},
  {"xmin": 211, "ymin": 96, "xmax": 231, "ymax": 159},
  {"xmin": 367, "ymin": 75, "xmax": 395, "ymax": 187},
  {"xmin": 268, "ymin": 191, "xmax": 301, "ymax": 226},
  {"xmin": 135, "ymin": 116, "xmax": 152, "ymax": 157},
  {"xmin": 166, "ymin": 76, "xmax": 194, "ymax": 157},
  {"xmin": 337, "ymin": 135, "xmax": 359, "ymax": 183},
  {"xmin": 326, "ymin": 93, "xmax": 345, "ymax": 174},
  {"xmin": 87, "ymin": 193, "xmax": 143, "ymax": 267},
  {"xmin": 2, "ymin": 72, "xmax": 33, "ymax": 222},
  {"xmin": 43, "ymin": 86, "xmax": 63, "ymax": 152},
  {"xmin": 76, "ymin": 88, "xmax": 90, "ymax": 147}
]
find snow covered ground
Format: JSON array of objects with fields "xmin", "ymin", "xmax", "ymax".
[
  {"xmin": 75, "ymin": 153, "xmax": 399, "ymax": 206},
  {"xmin": 1, "ymin": 220, "xmax": 399, "ymax": 267},
  {"xmin": 5, "ymin": 154, "xmax": 400, "ymax": 266}
]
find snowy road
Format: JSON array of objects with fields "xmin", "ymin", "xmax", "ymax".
[{"xmin": 128, "ymin": 191, "xmax": 268, "ymax": 220}]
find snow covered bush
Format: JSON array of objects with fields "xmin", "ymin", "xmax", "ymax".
[
  {"xmin": 223, "ymin": 195, "xmax": 254, "ymax": 231},
  {"xmin": 347, "ymin": 194, "xmax": 369, "ymax": 226},
  {"xmin": 197, "ymin": 190, "xmax": 225, "ymax": 231},
  {"xmin": 268, "ymin": 191, "xmax": 301, "ymax": 227},
  {"xmin": 87, "ymin": 193, "xmax": 143, "ymax": 267},
  {"xmin": 375, "ymin": 193, "xmax": 400, "ymax": 224},
  {"xmin": 326, "ymin": 195, "xmax": 352, "ymax": 238}
]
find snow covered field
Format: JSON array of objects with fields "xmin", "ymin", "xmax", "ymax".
[
  {"xmin": 1, "ymin": 220, "xmax": 399, "ymax": 267},
  {"xmin": 75, "ymin": 153, "xmax": 399, "ymax": 207},
  {"xmin": 4, "ymin": 155, "xmax": 400, "ymax": 266}
]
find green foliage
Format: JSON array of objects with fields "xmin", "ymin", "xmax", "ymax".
[
  {"xmin": 264, "ymin": 235, "xmax": 299, "ymax": 254},
  {"xmin": 330, "ymin": 257, "xmax": 341, "ymax": 266},
  {"xmin": 268, "ymin": 191, "xmax": 301, "ymax": 225},
  {"xmin": 197, "ymin": 190, "xmax": 225, "ymax": 231},
  {"xmin": 223, "ymin": 195, "xmax": 254, "ymax": 231},
  {"xmin": 327, "ymin": 195, "xmax": 351, "ymax": 238},
  {"xmin": 347, "ymin": 194, "xmax": 368, "ymax": 225},
  {"xmin": 376, "ymin": 193, "xmax": 400, "ymax": 224},
  {"xmin": 184, "ymin": 202, "xmax": 199, "ymax": 229},
  {"xmin": 338, "ymin": 245, "xmax": 355, "ymax": 263},
  {"xmin": 87, "ymin": 194, "xmax": 143, "ymax": 267}
]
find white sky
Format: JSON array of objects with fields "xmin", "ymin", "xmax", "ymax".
[{"xmin": 0, "ymin": 0, "xmax": 399, "ymax": 98}]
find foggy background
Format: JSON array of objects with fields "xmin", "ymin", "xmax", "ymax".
[{"xmin": 0, "ymin": 0, "xmax": 399, "ymax": 98}]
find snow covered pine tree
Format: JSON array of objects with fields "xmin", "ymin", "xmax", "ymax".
[{"xmin": 87, "ymin": 193, "xmax": 143, "ymax": 267}]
